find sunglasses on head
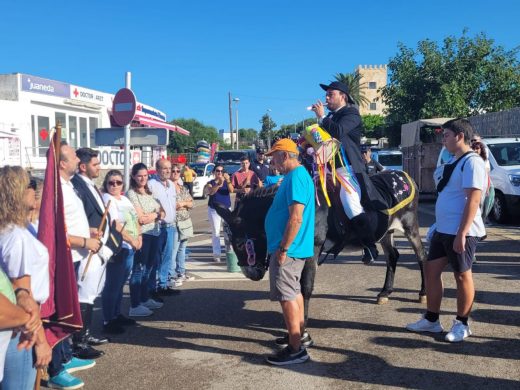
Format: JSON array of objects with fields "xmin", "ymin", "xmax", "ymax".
[{"xmin": 108, "ymin": 180, "xmax": 123, "ymax": 186}]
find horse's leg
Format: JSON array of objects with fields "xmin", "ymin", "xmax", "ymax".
[
  {"xmin": 401, "ymin": 211, "xmax": 428, "ymax": 303},
  {"xmin": 301, "ymin": 251, "xmax": 317, "ymax": 331},
  {"xmin": 377, "ymin": 232, "xmax": 399, "ymax": 304}
]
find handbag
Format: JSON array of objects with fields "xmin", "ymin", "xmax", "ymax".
[{"xmin": 177, "ymin": 218, "xmax": 194, "ymax": 240}]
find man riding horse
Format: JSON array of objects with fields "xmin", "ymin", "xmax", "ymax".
[{"xmin": 310, "ymin": 81, "xmax": 381, "ymax": 264}]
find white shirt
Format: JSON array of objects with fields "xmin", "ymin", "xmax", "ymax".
[
  {"xmin": 435, "ymin": 154, "xmax": 487, "ymax": 237},
  {"xmin": 0, "ymin": 225, "xmax": 50, "ymax": 304},
  {"xmin": 148, "ymin": 179, "xmax": 177, "ymax": 224},
  {"xmin": 61, "ymin": 176, "xmax": 90, "ymax": 262},
  {"xmin": 103, "ymin": 193, "xmax": 139, "ymax": 250}
]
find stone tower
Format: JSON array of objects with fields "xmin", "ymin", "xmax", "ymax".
[{"xmin": 356, "ymin": 64, "xmax": 387, "ymax": 116}]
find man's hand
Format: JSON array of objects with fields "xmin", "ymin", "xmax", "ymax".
[
  {"xmin": 34, "ymin": 333, "xmax": 52, "ymax": 368},
  {"xmin": 85, "ymin": 238, "xmax": 101, "ymax": 253},
  {"xmin": 312, "ymin": 101, "xmax": 325, "ymax": 118},
  {"xmin": 276, "ymin": 249, "xmax": 287, "ymax": 266},
  {"xmin": 453, "ymin": 232, "xmax": 466, "ymax": 254}
]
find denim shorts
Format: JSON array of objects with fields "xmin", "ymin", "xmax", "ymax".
[
  {"xmin": 428, "ymin": 231, "xmax": 479, "ymax": 273},
  {"xmin": 269, "ymin": 254, "xmax": 306, "ymax": 301}
]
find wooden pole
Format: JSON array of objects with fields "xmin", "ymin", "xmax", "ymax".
[{"xmin": 80, "ymin": 200, "xmax": 111, "ymax": 281}]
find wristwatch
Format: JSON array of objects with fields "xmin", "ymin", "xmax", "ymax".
[{"xmin": 279, "ymin": 246, "xmax": 288, "ymax": 253}]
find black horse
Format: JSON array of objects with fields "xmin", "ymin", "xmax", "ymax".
[{"xmin": 214, "ymin": 169, "xmax": 426, "ymax": 332}]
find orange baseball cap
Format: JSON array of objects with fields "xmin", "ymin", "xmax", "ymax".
[{"xmin": 265, "ymin": 138, "xmax": 299, "ymax": 156}]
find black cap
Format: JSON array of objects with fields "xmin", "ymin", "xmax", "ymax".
[{"xmin": 319, "ymin": 81, "xmax": 356, "ymax": 105}]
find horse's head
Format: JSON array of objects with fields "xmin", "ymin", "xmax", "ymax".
[{"xmin": 213, "ymin": 186, "xmax": 277, "ymax": 281}]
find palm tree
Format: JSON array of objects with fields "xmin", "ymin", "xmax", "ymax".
[{"xmin": 334, "ymin": 72, "xmax": 371, "ymax": 107}]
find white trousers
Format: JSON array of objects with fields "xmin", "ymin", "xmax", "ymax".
[
  {"xmin": 208, "ymin": 206, "xmax": 231, "ymax": 257},
  {"xmin": 336, "ymin": 167, "xmax": 363, "ymax": 219},
  {"xmin": 77, "ymin": 253, "xmax": 107, "ymax": 304}
]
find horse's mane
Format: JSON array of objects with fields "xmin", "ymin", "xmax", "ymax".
[{"xmin": 243, "ymin": 185, "xmax": 278, "ymax": 200}]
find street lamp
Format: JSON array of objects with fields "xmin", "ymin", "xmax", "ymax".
[
  {"xmin": 266, "ymin": 109, "xmax": 272, "ymax": 148},
  {"xmin": 233, "ymin": 97, "xmax": 240, "ymax": 150}
]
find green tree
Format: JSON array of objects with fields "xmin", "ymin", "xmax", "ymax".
[
  {"xmin": 381, "ymin": 31, "xmax": 520, "ymax": 129},
  {"xmin": 361, "ymin": 114, "xmax": 386, "ymax": 138},
  {"xmin": 238, "ymin": 128, "xmax": 259, "ymax": 146},
  {"xmin": 168, "ymin": 118, "xmax": 220, "ymax": 153},
  {"xmin": 334, "ymin": 72, "xmax": 370, "ymax": 107},
  {"xmin": 259, "ymin": 114, "xmax": 277, "ymax": 147}
]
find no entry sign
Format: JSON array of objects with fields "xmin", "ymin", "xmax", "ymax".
[{"xmin": 112, "ymin": 88, "xmax": 137, "ymax": 127}]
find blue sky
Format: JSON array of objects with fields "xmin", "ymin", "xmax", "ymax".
[{"xmin": 1, "ymin": 0, "xmax": 519, "ymax": 133}]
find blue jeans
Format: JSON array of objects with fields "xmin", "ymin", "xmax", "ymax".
[
  {"xmin": 102, "ymin": 248, "xmax": 134, "ymax": 322},
  {"xmin": 171, "ymin": 235, "xmax": 188, "ymax": 277},
  {"xmin": 2, "ymin": 333, "xmax": 36, "ymax": 390},
  {"xmin": 48, "ymin": 338, "xmax": 73, "ymax": 378},
  {"xmin": 157, "ymin": 226, "xmax": 177, "ymax": 289},
  {"xmin": 130, "ymin": 234, "xmax": 160, "ymax": 308}
]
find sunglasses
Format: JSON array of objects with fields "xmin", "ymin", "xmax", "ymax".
[
  {"xmin": 27, "ymin": 179, "xmax": 37, "ymax": 190},
  {"xmin": 172, "ymin": 170, "xmax": 181, "ymax": 173},
  {"xmin": 108, "ymin": 180, "xmax": 123, "ymax": 186},
  {"xmin": 215, "ymin": 169, "xmax": 224, "ymax": 173}
]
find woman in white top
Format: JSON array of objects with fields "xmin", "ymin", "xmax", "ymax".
[
  {"xmin": 101, "ymin": 170, "xmax": 142, "ymax": 333},
  {"xmin": 0, "ymin": 167, "xmax": 51, "ymax": 389}
]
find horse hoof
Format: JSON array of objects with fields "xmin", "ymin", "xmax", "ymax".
[
  {"xmin": 377, "ymin": 296, "xmax": 389, "ymax": 305},
  {"xmin": 418, "ymin": 295, "xmax": 427, "ymax": 304}
]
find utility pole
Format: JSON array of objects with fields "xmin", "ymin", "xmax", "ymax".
[{"xmin": 228, "ymin": 92, "xmax": 234, "ymax": 148}]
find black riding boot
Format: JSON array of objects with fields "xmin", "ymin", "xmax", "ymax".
[
  {"xmin": 73, "ymin": 303, "xmax": 105, "ymax": 359},
  {"xmin": 351, "ymin": 213, "xmax": 379, "ymax": 265}
]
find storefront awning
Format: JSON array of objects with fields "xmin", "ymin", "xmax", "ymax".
[{"xmin": 134, "ymin": 114, "xmax": 190, "ymax": 136}]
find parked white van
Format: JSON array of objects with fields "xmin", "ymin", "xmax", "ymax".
[{"xmin": 437, "ymin": 137, "xmax": 520, "ymax": 223}]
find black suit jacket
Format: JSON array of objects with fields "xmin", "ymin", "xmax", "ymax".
[
  {"xmin": 71, "ymin": 174, "xmax": 122, "ymax": 254},
  {"xmin": 321, "ymin": 105, "xmax": 383, "ymax": 209}
]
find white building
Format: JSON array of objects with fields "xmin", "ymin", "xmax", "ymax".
[{"xmin": 0, "ymin": 73, "xmax": 188, "ymax": 171}]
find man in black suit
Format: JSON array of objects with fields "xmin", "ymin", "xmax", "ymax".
[
  {"xmin": 71, "ymin": 147, "xmax": 119, "ymax": 358},
  {"xmin": 310, "ymin": 81, "xmax": 379, "ymax": 264}
]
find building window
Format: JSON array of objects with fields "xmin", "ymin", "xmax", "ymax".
[
  {"xmin": 80, "ymin": 117, "xmax": 87, "ymax": 147},
  {"xmin": 369, "ymin": 102, "xmax": 377, "ymax": 110},
  {"xmin": 368, "ymin": 82, "xmax": 377, "ymax": 89},
  {"xmin": 89, "ymin": 117, "xmax": 98, "ymax": 147},
  {"xmin": 69, "ymin": 116, "xmax": 78, "ymax": 148},
  {"xmin": 55, "ymin": 112, "xmax": 67, "ymax": 141}
]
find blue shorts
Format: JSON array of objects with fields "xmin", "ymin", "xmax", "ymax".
[{"xmin": 428, "ymin": 231, "xmax": 479, "ymax": 273}]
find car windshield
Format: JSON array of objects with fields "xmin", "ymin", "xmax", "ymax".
[
  {"xmin": 488, "ymin": 143, "xmax": 520, "ymax": 166},
  {"xmin": 214, "ymin": 151, "xmax": 246, "ymax": 163},
  {"xmin": 378, "ymin": 154, "xmax": 402, "ymax": 166},
  {"xmin": 222, "ymin": 163, "xmax": 241, "ymax": 175}
]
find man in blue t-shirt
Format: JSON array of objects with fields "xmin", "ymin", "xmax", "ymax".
[{"xmin": 264, "ymin": 139, "xmax": 315, "ymax": 366}]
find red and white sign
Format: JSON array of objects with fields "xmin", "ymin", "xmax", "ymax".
[{"xmin": 112, "ymin": 88, "xmax": 137, "ymax": 127}]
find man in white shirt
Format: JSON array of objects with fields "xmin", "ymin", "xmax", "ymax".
[
  {"xmin": 148, "ymin": 159, "xmax": 180, "ymax": 296},
  {"xmin": 406, "ymin": 119, "xmax": 486, "ymax": 343}
]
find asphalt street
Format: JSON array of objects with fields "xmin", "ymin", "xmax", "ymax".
[{"xmin": 62, "ymin": 198, "xmax": 519, "ymax": 390}]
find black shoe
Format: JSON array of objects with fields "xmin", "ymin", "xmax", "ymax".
[
  {"xmin": 103, "ymin": 320, "xmax": 126, "ymax": 335},
  {"xmin": 115, "ymin": 314, "xmax": 136, "ymax": 326},
  {"xmin": 85, "ymin": 335, "xmax": 110, "ymax": 346},
  {"xmin": 156, "ymin": 287, "xmax": 181, "ymax": 296},
  {"xmin": 275, "ymin": 332, "xmax": 314, "ymax": 348},
  {"xmin": 149, "ymin": 292, "xmax": 164, "ymax": 303},
  {"xmin": 266, "ymin": 346, "xmax": 309, "ymax": 366},
  {"xmin": 362, "ymin": 245, "xmax": 378, "ymax": 265},
  {"xmin": 73, "ymin": 344, "xmax": 105, "ymax": 359}
]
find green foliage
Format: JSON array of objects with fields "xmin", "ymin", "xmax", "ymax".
[
  {"xmin": 361, "ymin": 114, "xmax": 386, "ymax": 138},
  {"xmin": 168, "ymin": 118, "xmax": 220, "ymax": 153},
  {"xmin": 334, "ymin": 72, "xmax": 370, "ymax": 107},
  {"xmin": 381, "ymin": 31, "xmax": 520, "ymax": 128},
  {"xmin": 238, "ymin": 128, "xmax": 259, "ymax": 145},
  {"xmin": 259, "ymin": 114, "xmax": 277, "ymax": 146}
]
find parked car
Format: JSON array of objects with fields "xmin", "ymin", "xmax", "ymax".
[
  {"xmin": 437, "ymin": 137, "xmax": 520, "ymax": 223},
  {"xmin": 213, "ymin": 149, "xmax": 256, "ymax": 164},
  {"xmin": 190, "ymin": 162, "xmax": 215, "ymax": 199},
  {"xmin": 373, "ymin": 149, "xmax": 403, "ymax": 171}
]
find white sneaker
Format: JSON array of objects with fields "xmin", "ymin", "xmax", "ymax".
[
  {"xmin": 168, "ymin": 279, "xmax": 183, "ymax": 288},
  {"xmin": 178, "ymin": 274, "xmax": 195, "ymax": 282},
  {"xmin": 142, "ymin": 299, "xmax": 163, "ymax": 309},
  {"xmin": 129, "ymin": 305, "xmax": 153, "ymax": 317},
  {"xmin": 445, "ymin": 319, "xmax": 472, "ymax": 342},
  {"xmin": 214, "ymin": 257, "xmax": 221, "ymax": 263},
  {"xmin": 406, "ymin": 315, "xmax": 444, "ymax": 333}
]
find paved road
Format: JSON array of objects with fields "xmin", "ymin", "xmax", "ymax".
[{"xmin": 68, "ymin": 199, "xmax": 519, "ymax": 390}]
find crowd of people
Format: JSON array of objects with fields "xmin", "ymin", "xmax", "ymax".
[
  {"xmin": 0, "ymin": 147, "xmax": 199, "ymax": 389},
  {"xmin": 0, "ymin": 79, "xmax": 491, "ymax": 380}
]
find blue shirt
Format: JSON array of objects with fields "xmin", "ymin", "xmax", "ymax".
[
  {"xmin": 265, "ymin": 165, "xmax": 315, "ymax": 258},
  {"xmin": 208, "ymin": 179, "xmax": 231, "ymax": 209},
  {"xmin": 264, "ymin": 174, "xmax": 284, "ymax": 188}
]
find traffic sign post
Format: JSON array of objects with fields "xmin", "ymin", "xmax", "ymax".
[{"xmin": 112, "ymin": 73, "xmax": 136, "ymax": 190}]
